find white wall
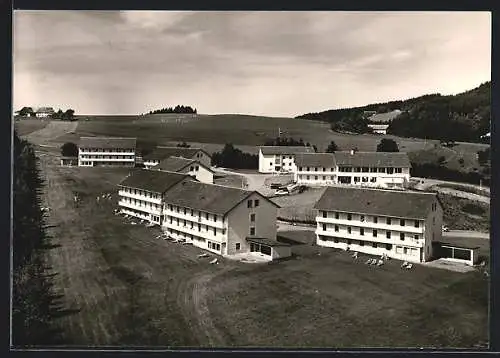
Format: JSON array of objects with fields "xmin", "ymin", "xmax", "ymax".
[
  {"xmin": 118, "ymin": 186, "xmax": 163, "ymax": 224},
  {"xmin": 79, "ymin": 147, "xmax": 136, "ymax": 167},
  {"xmin": 259, "ymin": 150, "xmax": 297, "ymax": 173},
  {"xmin": 182, "ymin": 164, "xmax": 214, "ymax": 184}
]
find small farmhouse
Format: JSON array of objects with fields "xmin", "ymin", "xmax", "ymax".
[{"xmin": 156, "ymin": 156, "xmax": 214, "ymax": 184}]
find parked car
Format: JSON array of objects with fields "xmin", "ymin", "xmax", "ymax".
[{"xmin": 275, "ymin": 189, "xmax": 289, "ymax": 196}]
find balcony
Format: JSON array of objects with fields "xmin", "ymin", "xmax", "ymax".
[
  {"xmin": 118, "ymin": 200, "xmax": 162, "ymax": 215},
  {"xmin": 316, "ymin": 216, "xmax": 424, "ymax": 234},
  {"xmin": 163, "ymin": 209, "xmax": 226, "ymax": 229},
  {"xmin": 162, "ymin": 221, "xmax": 227, "ymax": 242},
  {"xmin": 314, "ymin": 228, "xmax": 423, "ymax": 248},
  {"xmin": 119, "ymin": 191, "xmax": 162, "ymax": 204}
]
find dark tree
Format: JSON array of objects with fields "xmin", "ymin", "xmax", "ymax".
[
  {"xmin": 212, "ymin": 143, "xmax": 258, "ymax": 169},
  {"xmin": 176, "ymin": 142, "xmax": 191, "ymax": 148},
  {"xmin": 61, "ymin": 142, "xmax": 78, "ymax": 157},
  {"xmin": 63, "ymin": 109, "xmax": 75, "ymax": 121},
  {"xmin": 326, "ymin": 141, "xmax": 339, "ymax": 153},
  {"xmin": 376, "ymin": 138, "xmax": 399, "ymax": 152},
  {"xmin": 16, "ymin": 107, "xmax": 34, "ymax": 117}
]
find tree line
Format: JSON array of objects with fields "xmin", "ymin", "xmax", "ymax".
[
  {"xmin": 146, "ymin": 105, "xmax": 197, "ymax": 115},
  {"xmin": 211, "ymin": 144, "xmax": 258, "ymax": 169},
  {"xmin": 15, "ymin": 107, "xmax": 76, "ymax": 121},
  {"xmin": 13, "ymin": 132, "xmax": 67, "ymax": 346},
  {"xmin": 297, "ymin": 81, "xmax": 491, "ymax": 143}
]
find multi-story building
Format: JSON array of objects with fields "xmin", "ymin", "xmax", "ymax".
[
  {"xmin": 156, "ymin": 156, "xmax": 214, "ymax": 184},
  {"xmin": 314, "ymin": 186, "xmax": 443, "ymax": 263},
  {"xmin": 162, "ymin": 180, "xmax": 290, "ymax": 260},
  {"xmin": 78, "ymin": 137, "xmax": 137, "ymax": 167},
  {"xmin": 143, "ymin": 147, "xmax": 212, "ymax": 169},
  {"xmin": 294, "ymin": 150, "xmax": 411, "ymax": 189},
  {"xmin": 258, "ymin": 146, "xmax": 315, "ymax": 173},
  {"xmin": 117, "ymin": 169, "xmax": 193, "ymax": 224}
]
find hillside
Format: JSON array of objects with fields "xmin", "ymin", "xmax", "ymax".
[{"xmin": 297, "ymin": 82, "xmax": 491, "ymax": 143}]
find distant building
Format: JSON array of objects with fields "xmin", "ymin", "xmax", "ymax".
[
  {"xmin": 118, "ymin": 170, "xmax": 193, "ymax": 224},
  {"xmin": 162, "ymin": 180, "xmax": 289, "ymax": 260},
  {"xmin": 294, "ymin": 150, "xmax": 411, "ymax": 189},
  {"xmin": 156, "ymin": 156, "xmax": 214, "ymax": 184},
  {"xmin": 367, "ymin": 124, "xmax": 390, "ymax": 135},
  {"xmin": 258, "ymin": 146, "xmax": 315, "ymax": 173},
  {"xmin": 143, "ymin": 147, "xmax": 212, "ymax": 169},
  {"xmin": 35, "ymin": 107, "xmax": 55, "ymax": 118},
  {"xmin": 60, "ymin": 156, "xmax": 78, "ymax": 167},
  {"xmin": 78, "ymin": 137, "xmax": 137, "ymax": 167},
  {"xmin": 314, "ymin": 186, "xmax": 443, "ymax": 263}
]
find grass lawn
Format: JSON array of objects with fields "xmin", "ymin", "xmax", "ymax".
[
  {"xmin": 438, "ymin": 193, "xmax": 490, "ymax": 232},
  {"xmin": 32, "ymin": 144, "xmax": 488, "ymax": 348},
  {"xmin": 434, "ymin": 183, "xmax": 490, "ymax": 197},
  {"xmin": 14, "ymin": 118, "xmax": 50, "ymax": 136}
]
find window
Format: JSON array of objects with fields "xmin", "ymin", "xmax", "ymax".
[
  {"xmin": 403, "ymin": 247, "xmax": 408, "ymax": 254},
  {"xmin": 372, "ymin": 242, "xmax": 377, "ymax": 248},
  {"xmin": 370, "ymin": 177, "xmax": 376, "ymax": 183},
  {"xmin": 395, "ymin": 168, "xmax": 402, "ymax": 173},
  {"xmin": 373, "ymin": 229, "xmax": 377, "ymax": 237},
  {"xmin": 347, "ymin": 227, "xmax": 352, "ymax": 234},
  {"xmin": 335, "ymin": 225, "xmax": 339, "ymax": 232},
  {"xmin": 306, "ymin": 167, "xmax": 310, "ymax": 171},
  {"xmin": 322, "ymin": 211, "xmax": 327, "ymax": 218},
  {"xmin": 198, "ymin": 224, "xmax": 201, "ymax": 231},
  {"xmin": 360, "ymin": 215, "xmax": 365, "ymax": 222},
  {"xmin": 386, "ymin": 231, "xmax": 391, "ymax": 239},
  {"xmin": 347, "ymin": 240, "xmax": 352, "ymax": 245},
  {"xmin": 387, "ymin": 168, "xmax": 394, "ymax": 174},
  {"xmin": 236, "ymin": 243, "xmax": 241, "ymax": 250},
  {"xmin": 400, "ymin": 219, "xmax": 405, "ymax": 226},
  {"xmin": 213, "ymin": 228, "xmax": 216, "ymax": 235},
  {"xmin": 323, "ymin": 167, "xmax": 326, "ymax": 172},
  {"xmin": 414, "ymin": 234, "xmax": 419, "ymax": 240},
  {"xmin": 362, "ymin": 167, "xmax": 369, "ymax": 172},
  {"xmin": 360, "ymin": 241, "xmax": 364, "ymax": 246},
  {"xmin": 347, "ymin": 213, "xmax": 352, "ymax": 220},
  {"xmin": 205, "ymin": 225, "xmax": 208, "ymax": 231},
  {"xmin": 373, "ymin": 216, "xmax": 378, "ymax": 224},
  {"xmin": 247, "ymin": 200, "xmax": 253, "ymax": 208},
  {"xmin": 322, "ymin": 224, "xmax": 327, "ymax": 231},
  {"xmin": 184, "ymin": 208, "xmax": 187, "ymax": 215},
  {"xmin": 214, "ymin": 215, "xmax": 217, "ymax": 222},
  {"xmin": 250, "ymin": 227, "xmax": 256, "ymax": 236},
  {"xmin": 250, "ymin": 213, "xmax": 256, "ymax": 222},
  {"xmin": 386, "ymin": 217, "xmax": 392, "ymax": 225},
  {"xmin": 306, "ymin": 175, "xmax": 310, "ymax": 180},
  {"xmin": 334, "ymin": 238, "xmax": 339, "ymax": 243},
  {"xmin": 206, "ymin": 213, "xmax": 209, "ymax": 220},
  {"xmin": 315, "ymin": 176, "xmax": 318, "ymax": 180},
  {"xmin": 335, "ymin": 212, "xmax": 339, "ymax": 219},
  {"xmin": 386, "ymin": 244, "xmax": 392, "ymax": 250},
  {"xmin": 299, "ymin": 167, "xmax": 303, "ymax": 171},
  {"xmin": 222, "ymin": 229, "xmax": 226, "ymax": 235},
  {"xmin": 254, "ymin": 199, "xmax": 260, "ymax": 207},
  {"xmin": 400, "ymin": 233, "xmax": 405, "ymax": 241},
  {"xmin": 354, "ymin": 177, "xmax": 360, "ymax": 183},
  {"xmin": 315, "ymin": 167, "xmax": 318, "ymax": 172},
  {"xmin": 360, "ymin": 228, "xmax": 364, "ymax": 236},
  {"xmin": 378, "ymin": 167, "xmax": 385, "ymax": 173},
  {"xmin": 177, "ymin": 207, "xmax": 180, "ymax": 213}
]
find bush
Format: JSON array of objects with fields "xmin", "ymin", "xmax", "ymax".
[
  {"xmin": 61, "ymin": 142, "xmax": 78, "ymax": 157},
  {"xmin": 376, "ymin": 138, "xmax": 399, "ymax": 152},
  {"xmin": 212, "ymin": 143, "xmax": 258, "ymax": 169}
]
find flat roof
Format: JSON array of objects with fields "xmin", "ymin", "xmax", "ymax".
[
  {"xmin": 433, "ymin": 241, "xmax": 480, "ymax": 250},
  {"xmin": 246, "ymin": 237, "xmax": 291, "ymax": 247}
]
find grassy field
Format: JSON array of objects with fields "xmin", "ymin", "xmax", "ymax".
[
  {"xmin": 14, "ymin": 118, "xmax": 50, "ymax": 136},
  {"xmin": 434, "ymin": 183, "xmax": 490, "ymax": 197},
  {"xmin": 29, "ymin": 146, "xmax": 488, "ymax": 348},
  {"xmin": 438, "ymin": 193, "xmax": 490, "ymax": 232}
]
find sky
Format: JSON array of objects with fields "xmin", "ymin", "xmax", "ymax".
[{"xmin": 13, "ymin": 11, "xmax": 491, "ymax": 117}]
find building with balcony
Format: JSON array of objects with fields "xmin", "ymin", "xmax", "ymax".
[
  {"xmin": 143, "ymin": 147, "xmax": 212, "ymax": 169},
  {"xmin": 78, "ymin": 137, "xmax": 137, "ymax": 167},
  {"xmin": 258, "ymin": 146, "xmax": 315, "ymax": 173},
  {"xmin": 117, "ymin": 169, "xmax": 193, "ymax": 224},
  {"xmin": 156, "ymin": 156, "xmax": 214, "ymax": 184},
  {"xmin": 314, "ymin": 186, "xmax": 443, "ymax": 263},
  {"xmin": 294, "ymin": 153, "xmax": 337, "ymax": 186},
  {"xmin": 162, "ymin": 180, "xmax": 289, "ymax": 260}
]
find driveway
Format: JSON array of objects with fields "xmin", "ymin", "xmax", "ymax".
[{"xmin": 212, "ymin": 167, "xmax": 275, "ymax": 196}]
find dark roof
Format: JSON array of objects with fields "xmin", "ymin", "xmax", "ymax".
[
  {"xmin": 259, "ymin": 146, "xmax": 315, "ymax": 155},
  {"xmin": 79, "ymin": 136, "xmax": 136, "ymax": 149},
  {"xmin": 157, "ymin": 156, "xmax": 214, "ymax": 174},
  {"xmin": 246, "ymin": 237, "xmax": 291, "ymax": 247},
  {"xmin": 118, "ymin": 169, "xmax": 189, "ymax": 193},
  {"xmin": 143, "ymin": 147, "xmax": 209, "ymax": 161},
  {"xmin": 434, "ymin": 241, "xmax": 480, "ymax": 250},
  {"xmin": 163, "ymin": 181, "xmax": 278, "ymax": 215},
  {"xmin": 294, "ymin": 153, "xmax": 336, "ymax": 168},
  {"xmin": 334, "ymin": 151, "xmax": 410, "ymax": 168},
  {"xmin": 368, "ymin": 110, "xmax": 402, "ymax": 123},
  {"xmin": 314, "ymin": 186, "xmax": 439, "ymax": 219}
]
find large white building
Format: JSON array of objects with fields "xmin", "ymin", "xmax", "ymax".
[
  {"xmin": 78, "ymin": 137, "xmax": 137, "ymax": 167},
  {"xmin": 162, "ymin": 180, "xmax": 290, "ymax": 260},
  {"xmin": 258, "ymin": 146, "xmax": 315, "ymax": 173},
  {"xmin": 156, "ymin": 156, "xmax": 214, "ymax": 184},
  {"xmin": 118, "ymin": 169, "xmax": 193, "ymax": 224},
  {"xmin": 294, "ymin": 151, "xmax": 411, "ymax": 189},
  {"xmin": 314, "ymin": 186, "xmax": 443, "ymax": 263},
  {"xmin": 143, "ymin": 147, "xmax": 212, "ymax": 169}
]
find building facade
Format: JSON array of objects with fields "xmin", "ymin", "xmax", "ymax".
[
  {"xmin": 156, "ymin": 156, "xmax": 214, "ymax": 184},
  {"xmin": 258, "ymin": 146, "xmax": 315, "ymax": 173},
  {"xmin": 117, "ymin": 170, "xmax": 192, "ymax": 224},
  {"xmin": 161, "ymin": 180, "xmax": 286, "ymax": 260},
  {"xmin": 35, "ymin": 107, "xmax": 55, "ymax": 118},
  {"xmin": 314, "ymin": 186, "xmax": 443, "ymax": 263},
  {"xmin": 367, "ymin": 124, "xmax": 389, "ymax": 135},
  {"xmin": 143, "ymin": 147, "xmax": 212, "ymax": 169},
  {"xmin": 294, "ymin": 151, "xmax": 411, "ymax": 189},
  {"xmin": 78, "ymin": 137, "xmax": 137, "ymax": 167}
]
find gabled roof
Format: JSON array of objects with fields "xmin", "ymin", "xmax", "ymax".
[
  {"xmin": 143, "ymin": 147, "xmax": 211, "ymax": 161},
  {"xmin": 334, "ymin": 151, "xmax": 410, "ymax": 168},
  {"xmin": 259, "ymin": 146, "xmax": 315, "ymax": 155},
  {"xmin": 314, "ymin": 186, "xmax": 439, "ymax": 219},
  {"xmin": 294, "ymin": 153, "xmax": 336, "ymax": 168},
  {"xmin": 163, "ymin": 181, "xmax": 279, "ymax": 215},
  {"xmin": 368, "ymin": 110, "xmax": 402, "ymax": 123},
  {"xmin": 118, "ymin": 169, "xmax": 190, "ymax": 193},
  {"xmin": 79, "ymin": 136, "xmax": 137, "ymax": 149},
  {"xmin": 157, "ymin": 156, "xmax": 214, "ymax": 173},
  {"xmin": 36, "ymin": 107, "xmax": 55, "ymax": 113}
]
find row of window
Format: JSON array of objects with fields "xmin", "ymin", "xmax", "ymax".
[
  {"xmin": 80, "ymin": 148, "xmax": 135, "ymax": 153},
  {"xmin": 272, "ymin": 161, "xmax": 293, "ymax": 166},
  {"xmin": 208, "ymin": 241, "xmax": 221, "ymax": 251},
  {"xmin": 80, "ymin": 161, "xmax": 93, "ymax": 166},
  {"xmin": 167, "ymin": 229, "xmax": 206, "ymax": 243},
  {"xmin": 319, "ymin": 236, "xmax": 393, "ymax": 250},
  {"xmin": 120, "ymin": 198, "xmax": 161, "ymax": 210},
  {"xmin": 320, "ymin": 211, "xmax": 421, "ymax": 227},
  {"xmin": 338, "ymin": 167, "xmax": 403, "ymax": 174},
  {"xmin": 321, "ymin": 224, "xmax": 420, "ymax": 241},
  {"xmin": 167, "ymin": 205, "xmax": 222, "ymax": 222},
  {"xmin": 80, "ymin": 155, "xmax": 135, "ymax": 160},
  {"xmin": 298, "ymin": 175, "xmax": 335, "ymax": 181},
  {"xmin": 121, "ymin": 188, "xmax": 161, "ymax": 199},
  {"xmin": 247, "ymin": 199, "xmax": 260, "ymax": 208},
  {"xmin": 167, "ymin": 216, "xmax": 227, "ymax": 235}
]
